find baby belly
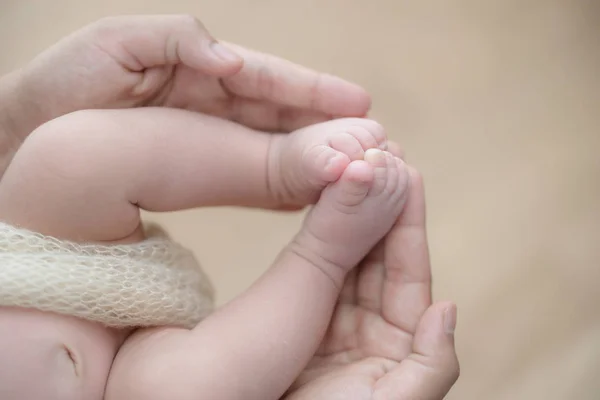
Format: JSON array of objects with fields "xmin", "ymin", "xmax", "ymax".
[{"xmin": 0, "ymin": 307, "xmax": 125, "ymax": 400}]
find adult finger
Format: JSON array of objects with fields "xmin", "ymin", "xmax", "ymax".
[
  {"xmin": 355, "ymin": 242, "xmax": 386, "ymax": 312},
  {"xmin": 222, "ymin": 98, "xmax": 335, "ymax": 132},
  {"xmin": 86, "ymin": 15, "xmax": 243, "ymax": 76},
  {"xmin": 381, "ymin": 166, "xmax": 432, "ymax": 334},
  {"xmin": 221, "ymin": 42, "xmax": 372, "ymax": 117},
  {"xmin": 378, "ymin": 302, "xmax": 460, "ymax": 399}
]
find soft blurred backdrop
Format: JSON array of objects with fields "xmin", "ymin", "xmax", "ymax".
[{"xmin": 1, "ymin": 1, "xmax": 599, "ymax": 398}]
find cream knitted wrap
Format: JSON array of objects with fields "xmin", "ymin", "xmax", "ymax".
[{"xmin": 0, "ymin": 222, "xmax": 214, "ymax": 329}]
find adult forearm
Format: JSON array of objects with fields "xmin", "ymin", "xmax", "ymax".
[
  {"xmin": 1, "ymin": 68, "xmax": 49, "ymax": 134},
  {"xmin": 0, "ymin": 70, "xmax": 25, "ymax": 176},
  {"xmin": 0, "ymin": 68, "xmax": 59, "ymax": 178}
]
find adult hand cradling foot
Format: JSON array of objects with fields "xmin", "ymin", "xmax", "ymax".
[
  {"xmin": 285, "ymin": 168, "xmax": 460, "ymax": 400},
  {"xmin": 0, "ymin": 14, "xmax": 459, "ymax": 400},
  {"xmin": 0, "ymin": 14, "xmax": 370, "ymax": 178}
]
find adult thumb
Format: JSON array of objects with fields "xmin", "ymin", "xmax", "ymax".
[
  {"xmin": 380, "ymin": 301, "xmax": 460, "ymax": 399},
  {"xmin": 85, "ymin": 14, "xmax": 244, "ymax": 76}
]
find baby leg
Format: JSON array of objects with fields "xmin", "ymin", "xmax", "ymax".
[
  {"xmin": 0, "ymin": 107, "xmax": 284, "ymax": 399},
  {"xmin": 105, "ymin": 150, "xmax": 409, "ymax": 400},
  {"xmin": 0, "ymin": 107, "xmax": 280, "ymax": 241},
  {"xmin": 0, "ymin": 108, "xmax": 404, "ymax": 400},
  {"xmin": 0, "ymin": 108, "xmax": 393, "ymax": 242}
]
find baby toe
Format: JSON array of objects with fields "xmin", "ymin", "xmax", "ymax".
[
  {"xmin": 392, "ymin": 156, "xmax": 410, "ymax": 203},
  {"xmin": 323, "ymin": 118, "xmax": 387, "ymax": 151},
  {"xmin": 350, "ymin": 120, "xmax": 387, "ymax": 151},
  {"xmin": 344, "ymin": 124, "xmax": 387, "ymax": 152},
  {"xmin": 363, "ymin": 148, "xmax": 389, "ymax": 196},
  {"xmin": 327, "ymin": 160, "xmax": 374, "ymax": 209},
  {"xmin": 328, "ymin": 132, "xmax": 365, "ymax": 161},
  {"xmin": 303, "ymin": 145, "xmax": 351, "ymax": 184}
]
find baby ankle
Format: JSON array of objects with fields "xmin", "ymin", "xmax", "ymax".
[
  {"xmin": 287, "ymin": 230, "xmax": 352, "ymax": 289},
  {"xmin": 265, "ymin": 134, "xmax": 288, "ymax": 205}
]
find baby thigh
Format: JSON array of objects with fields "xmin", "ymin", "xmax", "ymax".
[
  {"xmin": 0, "ymin": 111, "xmax": 137, "ymax": 395},
  {"xmin": 0, "ymin": 307, "xmax": 121, "ymax": 400},
  {"xmin": 0, "ymin": 109, "xmax": 142, "ymax": 242}
]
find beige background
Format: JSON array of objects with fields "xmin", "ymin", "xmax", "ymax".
[{"xmin": 1, "ymin": 0, "xmax": 599, "ymax": 399}]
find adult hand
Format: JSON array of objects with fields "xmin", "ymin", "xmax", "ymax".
[
  {"xmin": 0, "ymin": 14, "xmax": 370, "ymax": 173},
  {"xmin": 284, "ymin": 168, "xmax": 460, "ymax": 399}
]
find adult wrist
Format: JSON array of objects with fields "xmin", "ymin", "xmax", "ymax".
[
  {"xmin": 0, "ymin": 69, "xmax": 45, "ymax": 141},
  {"xmin": 0, "ymin": 69, "xmax": 27, "ymax": 176}
]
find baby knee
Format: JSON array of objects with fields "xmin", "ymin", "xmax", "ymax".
[{"xmin": 14, "ymin": 110, "xmax": 111, "ymax": 181}]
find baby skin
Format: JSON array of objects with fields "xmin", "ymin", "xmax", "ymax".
[{"xmin": 0, "ymin": 108, "xmax": 409, "ymax": 400}]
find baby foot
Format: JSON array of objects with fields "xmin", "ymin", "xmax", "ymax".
[
  {"xmin": 267, "ymin": 118, "xmax": 388, "ymax": 207},
  {"xmin": 291, "ymin": 148, "xmax": 409, "ymax": 281}
]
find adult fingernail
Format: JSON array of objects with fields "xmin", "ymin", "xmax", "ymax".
[
  {"xmin": 444, "ymin": 304, "xmax": 457, "ymax": 335},
  {"xmin": 210, "ymin": 42, "xmax": 242, "ymax": 63}
]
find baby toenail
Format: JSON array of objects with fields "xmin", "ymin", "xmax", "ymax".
[{"xmin": 379, "ymin": 141, "xmax": 388, "ymax": 150}]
